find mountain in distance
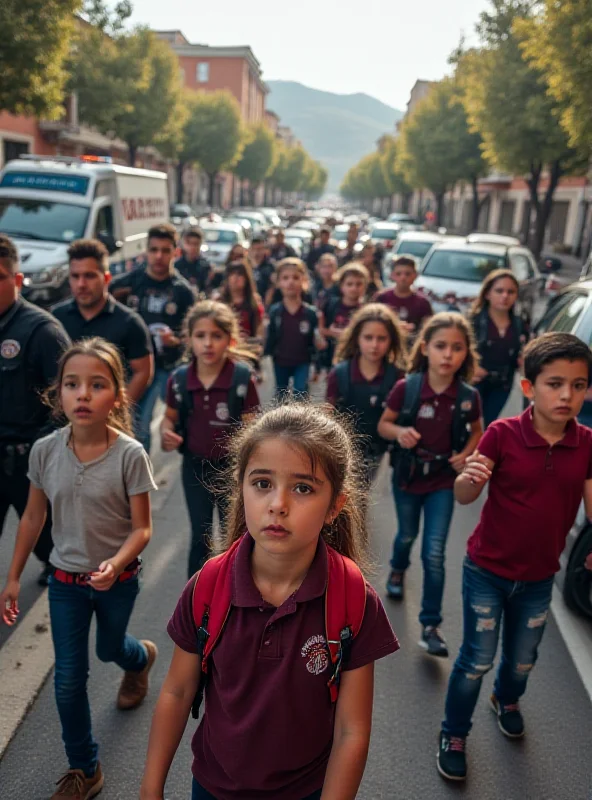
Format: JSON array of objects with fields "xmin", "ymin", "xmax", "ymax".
[{"xmin": 266, "ymin": 80, "xmax": 404, "ymax": 193}]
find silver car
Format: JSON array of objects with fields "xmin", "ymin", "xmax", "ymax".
[{"xmin": 200, "ymin": 223, "xmax": 248, "ymax": 269}]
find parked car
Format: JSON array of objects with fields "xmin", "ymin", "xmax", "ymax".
[
  {"xmin": 386, "ymin": 231, "xmax": 460, "ymax": 271},
  {"xmin": 230, "ymin": 210, "xmax": 267, "ymax": 237},
  {"xmin": 466, "ymin": 233, "xmax": 521, "ymax": 247},
  {"xmin": 200, "ymin": 222, "xmax": 249, "ymax": 269},
  {"xmin": 331, "ymin": 223, "xmax": 365, "ymax": 256},
  {"xmin": 368, "ymin": 223, "xmax": 404, "ymax": 256},
  {"xmin": 224, "ymin": 216, "xmax": 253, "ymax": 239},
  {"xmin": 258, "ymin": 208, "xmax": 282, "ymax": 228},
  {"xmin": 387, "ymin": 212, "xmax": 418, "ymax": 225},
  {"xmin": 169, "ymin": 203, "xmax": 198, "ymax": 232},
  {"xmin": 535, "ymin": 280, "xmax": 592, "ymax": 618},
  {"xmin": 415, "ymin": 240, "xmax": 541, "ymax": 321},
  {"xmin": 283, "ymin": 227, "xmax": 315, "ymax": 259}
]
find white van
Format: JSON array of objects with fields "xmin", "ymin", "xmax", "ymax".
[{"xmin": 0, "ymin": 155, "xmax": 169, "ymax": 304}]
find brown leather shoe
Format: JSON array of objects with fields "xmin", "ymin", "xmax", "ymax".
[
  {"xmin": 117, "ymin": 640, "xmax": 158, "ymax": 710},
  {"xmin": 51, "ymin": 763, "xmax": 103, "ymax": 798}
]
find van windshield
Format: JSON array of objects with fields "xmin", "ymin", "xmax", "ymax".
[{"xmin": 0, "ymin": 198, "xmax": 89, "ymax": 243}]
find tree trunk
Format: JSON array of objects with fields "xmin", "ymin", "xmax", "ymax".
[
  {"xmin": 531, "ymin": 160, "xmax": 562, "ymax": 260},
  {"xmin": 471, "ymin": 175, "xmax": 480, "ymax": 231},
  {"xmin": 435, "ymin": 191, "xmax": 445, "ymax": 227},
  {"xmin": 250, "ymin": 184, "xmax": 257, "ymax": 206},
  {"xmin": 127, "ymin": 143, "xmax": 137, "ymax": 167},
  {"xmin": 208, "ymin": 172, "xmax": 217, "ymax": 208},
  {"xmin": 525, "ymin": 162, "xmax": 543, "ymax": 252},
  {"xmin": 176, "ymin": 161, "xmax": 185, "ymax": 204}
]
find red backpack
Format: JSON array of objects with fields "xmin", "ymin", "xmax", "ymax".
[{"xmin": 191, "ymin": 535, "xmax": 367, "ymax": 717}]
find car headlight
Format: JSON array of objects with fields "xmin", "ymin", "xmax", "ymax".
[{"xmin": 35, "ymin": 262, "xmax": 69, "ymax": 285}]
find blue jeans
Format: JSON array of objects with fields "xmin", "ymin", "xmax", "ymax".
[
  {"xmin": 443, "ymin": 557, "xmax": 553, "ymax": 738},
  {"xmin": 477, "ymin": 382, "xmax": 512, "ymax": 428},
  {"xmin": 191, "ymin": 779, "xmax": 322, "ymax": 799},
  {"xmin": 136, "ymin": 367, "xmax": 171, "ymax": 453},
  {"xmin": 390, "ymin": 483, "xmax": 455, "ymax": 627},
  {"xmin": 273, "ymin": 362, "xmax": 310, "ymax": 398},
  {"xmin": 48, "ymin": 576, "xmax": 147, "ymax": 776}
]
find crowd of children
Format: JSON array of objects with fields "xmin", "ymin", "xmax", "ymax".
[{"xmin": 1, "ymin": 221, "xmax": 592, "ymax": 799}]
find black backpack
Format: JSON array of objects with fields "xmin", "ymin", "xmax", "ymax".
[
  {"xmin": 472, "ymin": 309, "xmax": 524, "ymax": 386},
  {"xmin": 171, "ymin": 361, "xmax": 252, "ymax": 454},
  {"xmin": 390, "ymin": 373, "xmax": 477, "ymax": 485}
]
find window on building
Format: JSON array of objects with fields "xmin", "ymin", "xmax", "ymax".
[
  {"xmin": 197, "ymin": 62, "xmax": 209, "ymax": 83},
  {"xmin": 3, "ymin": 139, "xmax": 29, "ymax": 165}
]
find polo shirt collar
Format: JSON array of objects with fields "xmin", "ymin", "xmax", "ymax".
[
  {"xmin": 68, "ymin": 295, "xmax": 115, "ymax": 318},
  {"xmin": 420, "ymin": 374, "xmax": 458, "ymax": 400},
  {"xmin": 186, "ymin": 357, "xmax": 233, "ymax": 391},
  {"xmin": 519, "ymin": 406, "xmax": 580, "ymax": 448},
  {"xmin": 352, "ymin": 358, "xmax": 385, "ymax": 383},
  {"xmin": 232, "ymin": 532, "xmax": 328, "ymax": 608}
]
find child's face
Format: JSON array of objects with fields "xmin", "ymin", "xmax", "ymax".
[
  {"xmin": 278, "ymin": 268, "xmax": 303, "ymax": 298},
  {"xmin": 341, "ymin": 275, "xmax": 366, "ymax": 304},
  {"xmin": 522, "ymin": 359, "xmax": 589, "ymax": 424},
  {"xmin": 359, "ymin": 321, "xmax": 391, "ymax": 363},
  {"xmin": 227, "ymin": 270, "xmax": 246, "ymax": 293},
  {"xmin": 183, "ymin": 236, "xmax": 201, "ymax": 260},
  {"xmin": 191, "ymin": 317, "xmax": 231, "ymax": 365},
  {"xmin": 318, "ymin": 261, "xmax": 335, "ymax": 283},
  {"xmin": 391, "ymin": 266, "xmax": 416, "ymax": 293},
  {"xmin": 421, "ymin": 325, "xmax": 468, "ymax": 379},
  {"xmin": 243, "ymin": 437, "xmax": 344, "ymax": 560},
  {"xmin": 61, "ymin": 354, "xmax": 118, "ymax": 427},
  {"xmin": 486, "ymin": 277, "xmax": 518, "ymax": 313}
]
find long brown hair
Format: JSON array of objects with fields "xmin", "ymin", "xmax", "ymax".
[
  {"xmin": 335, "ymin": 303, "xmax": 408, "ymax": 370},
  {"xmin": 44, "ymin": 337, "xmax": 133, "ymax": 435},
  {"xmin": 222, "ymin": 403, "xmax": 370, "ymax": 573},
  {"xmin": 408, "ymin": 312, "xmax": 479, "ymax": 382},
  {"xmin": 219, "ymin": 258, "xmax": 262, "ymax": 314},
  {"xmin": 471, "ymin": 268, "xmax": 520, "ymax": 316},
  {"xmin": 183, "ymin": 300, "xmax": 257, "ymax": 364},
  {"xmin": 225, "ymin": 244, "xmax": 248, "ymax": 266}
]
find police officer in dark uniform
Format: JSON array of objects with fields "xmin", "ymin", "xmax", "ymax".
[
  {"xmin": 0, "ymin": 234, "xmax": 71, "ymax": 584},
  {"xmin": 109, "ymin": 223, "xmax": 195, "ymax": 453}
]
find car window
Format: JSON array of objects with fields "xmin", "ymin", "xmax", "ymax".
[
  {"xmin": 371, "ymin": 228, "xmax": 398, "ymax": 239},
  {"xmin": 94, "ymin": 205, "xmax": 114, "ymax": 239},
  {"xmin": 394, "ymin": 240, "xmax": 434, "ymax": 260},
  {"xmin": 421, "ymin": 250, "xmax": 506, "ymax": 281},
  {"xmin": 203, "ymin": 229, "xmax": 237, "ymax": 244},
  {"xmin": 538, "ymin": 292, "xmax": 588, "ymax": 334},
  {"xmin": 509, "ymin": 252, "xmax": 534, "ymax": 281}
]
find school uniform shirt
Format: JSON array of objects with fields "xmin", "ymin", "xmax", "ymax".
[
  {"xmin": 273, "ymin": 304, "xmax": 317, "ymax": 367},
  {"xmin": 165, "ymin": 358, "xmax": 259, "ymax": 461},
  {"xmin": 27, "ymin": 426, "xmax": 157, "ymax": 573},
  {"xmin": 386, "ymin": 375, "xmax": 481, "ymax": 494},
  {"xmin": 467, "ymin": 408, "xmax": 592, "ymax": 582},
  {"xmin": 270, "ymin": 243, "xmax": 297, "ymax": 262},
  {"xmin": 174, "ymin": 255, "xmax": 211, "ymax": 293},
  {"xmin": 326, "ymin": 301, "xmax": 362, "ymax": 333},
  {"xmin": 109, "ymin": 268, "xmax": 195, "ymax": 370},
  {"xmin": 168, "ymin": 532, "xmax": 399, "ymax": 800},
  {"xmin": 252, "ymin": 259, "xmax": 275, "ymax": 301},
  {"xmin": 326, "ymin": 358, "xmax": 387, "ymax": 405},
  {"xmin": 312, "ymin": 281, "xmax": 340, "ymax": 314},
  {"xmin": 232, "ymin": 301, "xmax": 264, "ymax": 339},
  {"xmin": 375, "ymin": 289, "xmax": 433, "ymax": 330}
]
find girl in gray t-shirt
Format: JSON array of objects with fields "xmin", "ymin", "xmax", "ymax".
[{"xmin": 0, "ymin": 337, "xmax": 158, "ymax": 798}]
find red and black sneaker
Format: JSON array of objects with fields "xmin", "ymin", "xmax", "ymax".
[{"xmin": 437, "ymin": 731, "xmax": 467, "ymax": 781}]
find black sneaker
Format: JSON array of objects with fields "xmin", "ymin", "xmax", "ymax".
[
  {"xmin": 419, "ymin": 626, "xmax": 449, "ymax": 657},
  {"xmin": 490, "ymin": 694, "xmax": 525, "ymax": 738},
  {"xmin": 37, "ymin": 563, "xmax": 53, "ymax": 587},
  {"xmin": 386, "ymin": 570, "xmax": 404, "ymax": 599},
  {"xmin": 437, "ymin": 731, "xmax": 467, "ymax": 781}
]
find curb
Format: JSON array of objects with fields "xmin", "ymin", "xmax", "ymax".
[{"xmin": 551, "ymin": 585, "xmax": 592, "ymax": 703}]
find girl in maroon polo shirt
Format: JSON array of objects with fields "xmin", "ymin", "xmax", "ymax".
[
  {"xmin": 141, "ymin": 404, "xmax": 399, "ymax": 800},
  {"xmin": 161, "ymin": 301, "xmax": 260, "ymax": 578},
  {"xmin": 378, "ymin": 313, "xmax": 483, "ymax": 658},
  {"xmin": 218, "ymin": 259, "xmax": 264, "ymax": 344},
  {"xmin": 326, "ymin": 304, "xmax": 407, "ymax": 484}
]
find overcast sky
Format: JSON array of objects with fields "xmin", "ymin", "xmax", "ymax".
[{"xmin": 129, "ymin": 0, "xmax": 491, "ymax": 110}]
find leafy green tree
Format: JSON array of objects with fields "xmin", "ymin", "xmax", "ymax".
[
  {"xmin": 303, "ymin": 161, "xmax": 328, "ymax": 200},
  {"xmin": 515, "ymin": 0, "xmax": 592, "ymax": 155},
  {"xmin": 233, "ymin": 123, "xmax": 276, "ymax": 205},
  {"xmin": 0, "ymin": 0, "xmax": 80, "ymax": 118},
  {"xmin": 378, "ymin": 135, "xmax": 410, "ymax": 211},
  {"xmin": 70, "ymin": 27, "xmax": 183, "ymax": 166},
  {"xmin": 457, "ymin": 0, "xmax": 587, "ymax": 256}
]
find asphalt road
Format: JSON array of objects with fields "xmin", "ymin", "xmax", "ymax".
[{"xmin": 1, "ymin": 371, "xmax": 592, "ymax": 800}]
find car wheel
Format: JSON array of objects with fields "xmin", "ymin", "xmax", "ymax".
[{"xmin": 563, "ymin": 525, "xmax": 592, "ymax": 618}]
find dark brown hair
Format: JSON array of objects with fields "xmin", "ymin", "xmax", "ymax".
[
  {"xmin": 147, "ymin": 223, "xmax": 178, "ymax": 247},
  {"xmin": 219, "ymin": 259, "xmax": 262, "ymax": 316},
  {"xmin": 335, "ymin": 303, "xmax": 408, "ymax": 369},
  {"xmin": 225, "ymin": 244, "xmax": 248, "ymax": 266},
  {"xmin": 0, "ymin": 234, "xmax": 18, "ymax": 271},
  {"xmin": 183, "ymin": 300, "xmax": 257, "ymax": 364},
  {"xmin": 45, "ymin": 337, "xmax": 133, "ymax": 435},
  {"xmin": 471, "ymin": 268, "xmax": 519, "ymax": 316},
  {"xmin": 222, "ymin": 403, "xmax": 370, "ymax": 572},
  {"xmin": 183, "ymin": 226, "xmax": 203, "ymax": 241},
  {"xmin": 67, "ymin": 239, "xmax": 109, "ymax": 273},
  {"xmin": 408, "ymin": 312, "xmax": 479, "ymax": 382},
  {"xmin": 390, "ymin": 255, "xmax": 417, "ymax": 272},
  {"xmin": 276, "ymin": 257, "xmax": 308, "ymax": 279},
  {"xmin": 524, "ymin": 332, "xmax": 592, "ymax": 385}
]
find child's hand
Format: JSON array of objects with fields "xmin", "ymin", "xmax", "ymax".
[
  {"xmin": 162, "ymin": 430, "xmax": 184, "ymax": 452},
  {"xmin": 1, "ymin": 580, "xmax": 20, "ymax": 626},
  {"xmin": 399, "ymin": 320, "xmax": 415, "ymax": 336},
  {"xmin": 396, "ymin": 427, "xmax": 421, "ymax": 449},
  {"xmin": 449, "ymin": 452, "xmax": 467, "ymax": 473},
  {"xmin": 89, "ymin": 561, "xmax": 118, "ymax": 591},
  {"xmin": 160, "ymin": 329, "xmax": 179, "ymax": 348},
  {"xmin": 459, "ymin": 452, "xmax": 492, "ymax": 486},
  {"xmin": 328, "ymin": 324, "xmax": 342, "ymax": 338}
]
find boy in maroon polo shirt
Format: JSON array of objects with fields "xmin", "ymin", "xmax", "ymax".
[
  {"xmin": 438, "ymin": 332, "xmax": 592, "ymax": 782},
  {"xmin": 376, "ymin": 256, "xmax": 432, "ymax": 337}
]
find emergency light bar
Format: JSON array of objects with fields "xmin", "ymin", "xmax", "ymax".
[{"xmin": 18, "ymin": 154, "xmax": 113, "ymax": 166}]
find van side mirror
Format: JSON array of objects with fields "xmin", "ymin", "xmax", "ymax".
[{"xmin": 98, "ymin": 232, "xmax": 122, "ymax": 255}]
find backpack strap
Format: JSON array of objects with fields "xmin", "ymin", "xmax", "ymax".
[
  {"xmin": 379, "ymin": 364, "xmax": 399, "ymax": 402},
  {"xmin": 334, "ymin": 361, "xmax": 351, "ymax": 406},
  {"xmin": 190, "ymin": 536, "xmax": 243, "ymax": 718},
  {"xmin": 451, "ymin": 381, "xmax": 478, "ymax": 454},
  {"xmin": 228, "ymin": 361, "xmax": 252, "ymax": 421},
  {"xmin": 397, "ymin": 372, "xmax": 424, "ymax": 428},
  {"xmin": 325, "ymin": 546, "xmax": 367, "ymax": 703}
]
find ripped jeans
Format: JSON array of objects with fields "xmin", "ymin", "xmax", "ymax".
[{"xmin": 443, "ymin": 556, "xmax": 553, "ymax": 738}]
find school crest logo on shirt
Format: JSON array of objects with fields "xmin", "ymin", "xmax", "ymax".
[
  {"xmin": 301, "ymin": 634, "xmax": 329, "ymax": 675},
  {"xmin": 461, "ymin": 400, "xmax": 473, "ymax": 412},
  {"xmin": 0, "ymin": 339, "xmax": 20, "ymax": 359},
  {"xmin": 299, "ymin": 320, "xmax": 310, "ymax": 334},
  {"xmin": 398, "ymin": 306, "xmax": 409, "ymax": 319},
  {"xmin": 215, "ymin": 402, "xmax": 230, "ymax": 421},
  {"xmin": 418, "ymin": 403, "xmax": 435, "ymax": 419},
  {"xmin": 369, "ymin": 395, "xmax": 378, "ymax": 407}
]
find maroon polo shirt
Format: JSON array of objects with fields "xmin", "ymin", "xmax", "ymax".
[
  {"xmin": 326, "ymin": 357, "xmax": 386, "ymax": 405},
  {"xmin": 168, "ymin": 533, "xmax": 399, "ymax": 800},
  {"xmin": 329, "ymin": 301, "xmax": 361, "ymax": 333},
  {"xmin": 467, "ymin": 409, "xmax": 592, "ymax": 581},
  {"xmin": 165, "ymin": 358, "xmax": 259, "ymax": 460},
  {"xmin": 376, "ymin": 289, "xmax": 432, "ymax": 330},
  {"xmin": 274, "ymin": 303, "xmax": 315, "ymax": 367},
  {"xmin": 386, "ymin": 375, "xmax": 481, "ymax": 493},
  {"xmin": 232, "ymin": 301, "xmax": 263, "ymax": 339}
]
